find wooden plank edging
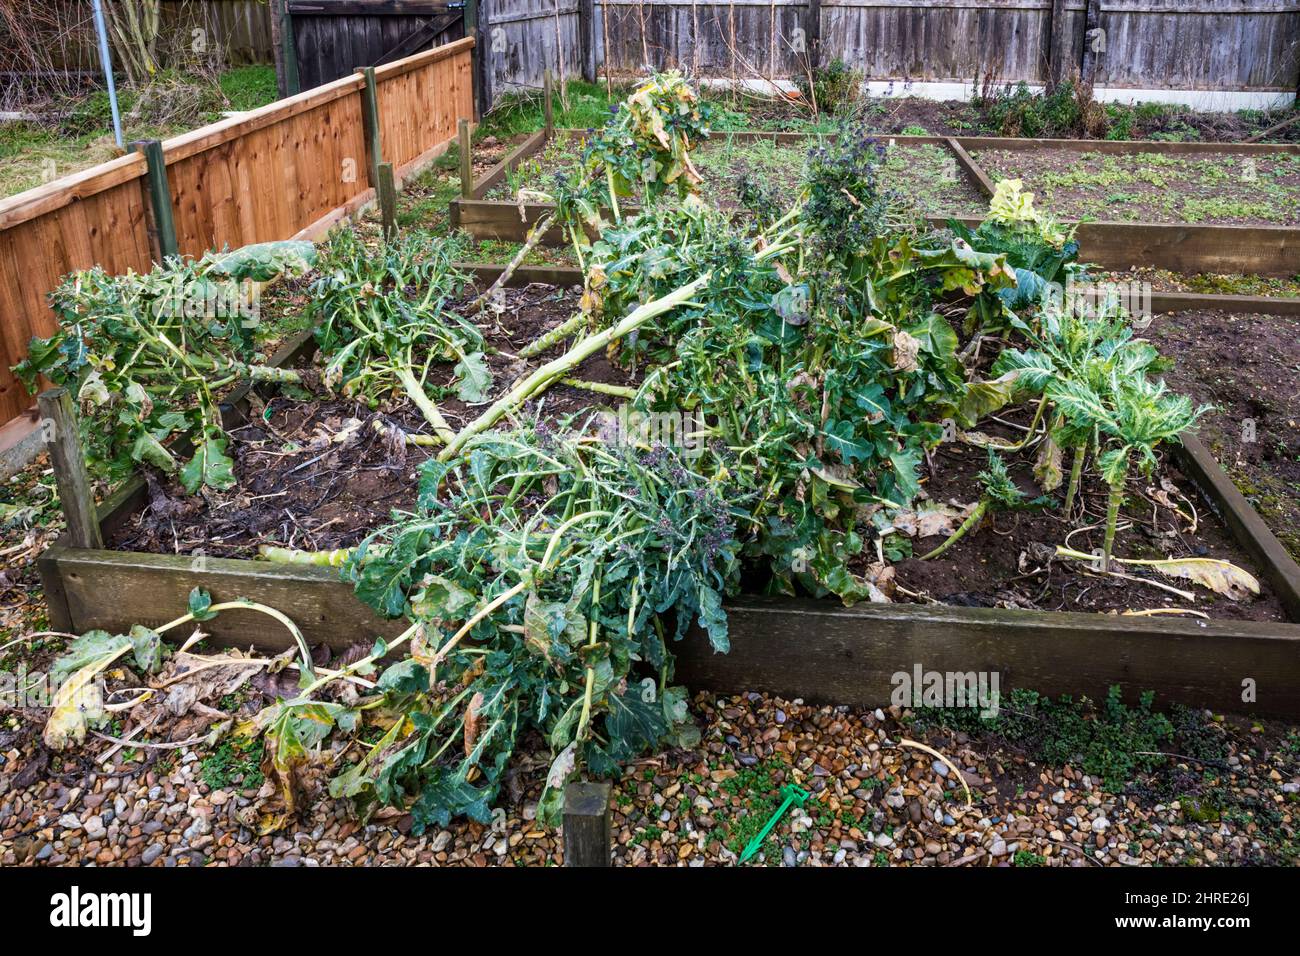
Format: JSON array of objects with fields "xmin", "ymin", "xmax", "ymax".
[
  {"xmin": 1173, "ymin": 436, "xmax": 1300, "ymax": 621},
  {"xmin": 472, "ymin": 129, "xmax": 548, "ymax": 199},
  {"xmin": 674, "ymin": 595, "xmax": 1300, "ymax": 718},
  {"xmin": 35, "ymin": 266, "xmax": 1300, "ymax": 720}
]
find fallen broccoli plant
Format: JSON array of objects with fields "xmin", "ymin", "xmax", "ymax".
[
  {"xmin": 310, "ymin": 229, "xmax": 488, "ymax": 445},
  {"xmin": 255, "ymin": 420, "xmax": 745, "ymax": 830},
  {"xmin": 14, "ymin": 241, "xmax": 315, "ymax": 491}
]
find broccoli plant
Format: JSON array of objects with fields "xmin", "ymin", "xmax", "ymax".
[
  {"xmin": 310, "ymin": 229, "xmax": 488, "ymax": 445},
  {"xmin": 256, "ymin": 418, "xmax": 745, "ymax": 831},
  {"xmin": 919, "ymin": 450, "xmax": 1048, "ymax": 560},
  {"xmin": 13, "ymin": 241, "xmax": 314, "ymax": 491}
]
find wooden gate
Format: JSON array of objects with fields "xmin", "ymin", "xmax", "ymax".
[{"xmin": 284, "ymin": 0, "xmax": 467, "ymax": 90}]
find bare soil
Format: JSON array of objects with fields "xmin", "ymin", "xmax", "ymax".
[
  {"xmin": 1144, "ymin": 309, "xmax": 1300, "ymax": 563},
  {"xmin": 102, "ymin": 281, "xmax": 1288, "ymax": 623},
  {"xmin": 892, "ymin": 432, "xmax": 1285, "ymax": 622},
  {"xmin": 106, "ymin": 282, "xmax": 634, "ymax": 559}
]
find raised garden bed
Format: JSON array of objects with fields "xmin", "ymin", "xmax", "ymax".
[
  {"xmin": 973, "ymin": 147, "xmax": 1300, "ymax": 226},
  {"xmin": 37, "ymin": 271, "xmax": 1300, "ymax": 719},
  {"xmin": 451, "ymin": 131, "xmax": 1300, "ymax": 277},
  {"xmin": 481, "ymin": 130, "xmax": 988, "ymax": 220}
]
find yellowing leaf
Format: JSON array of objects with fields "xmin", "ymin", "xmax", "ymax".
[{"xmin": 1146, "ymin": 558, "xmax": 1260, "ymax": 601}]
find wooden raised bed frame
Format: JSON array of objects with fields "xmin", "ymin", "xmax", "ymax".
[
  {"xmin": 451, "ymin": 130, "xmax": 1300, "ymax": 278},
  {"xmin": 34, "ymin": 271, "xmax": 1300, "ymax": 719}
]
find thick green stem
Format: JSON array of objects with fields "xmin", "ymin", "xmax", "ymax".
[
  {"xmin": 258, "ymin": 545, "xmax": 356, "ymax": 567},
  {"xmin": 1064, "ymin": 443, "xmax": 1086, "ymax": 514},
  {"xmin": 395, "ymin": 368, "xmax": 456, "ymax": 445},
  {"xmin": 575, "ymin": 574, "xmax": 602, "ymax": 741},
  {"xmin": 466, "ymin": 211, "xmax": 556, "ymax": 315},
  {"xmin": 520, "ymin": 313, "xmax": 586, "ymax": 359},
  {"xmin": 438, "ymin": 277, "xmax": 709, "ymax": 461},
  {"xmin": 1101, "ymin": 465, "xmax": 1128, "ymax": 573},
  {"xmin": 919, "ymin": 500, "xmax": 988, "ymax": 561},
  {"xmin": 560, "ymin": 377, "xmax": 637, "ymax": 399},
  {"xmin": 242, "ymin": 364, "xmax": 303, "ymax": 384}
]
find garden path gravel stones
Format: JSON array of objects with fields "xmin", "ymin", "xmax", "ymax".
[{"xmin": 1, "ymin": 691, "xmax": 1295, "ymax": 867}]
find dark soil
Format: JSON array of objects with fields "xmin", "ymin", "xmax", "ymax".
[
  {"xmin": 975, "ymin": 148, "xmax": 1300, "ymax": 225},
  {"xmin": 1144, "ymin": 309, "xmax": 1300, "ymax": 563},
  {"xmin": 105, "ymin": 283, "xmax": 633, "ymax": 559},
  {"xmin": 891, "ymin": 433, "xmax": 1285, "ymax": 622},
  {"xmin": 102, "ymin": 287, "xmax": 1289, "ymax": 623}
]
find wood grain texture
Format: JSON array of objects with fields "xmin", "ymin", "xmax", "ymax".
[
  {"xmin": 674, "ymin": 594, "xmax": 1300, "ymax": 717},
  {"xmin": 594, "ymin": 0, "xmax": 1300, "ymax": 92},
  {"xmin": 563, "ymin": 781, "xmax": 612, "ymax": 866},
  {"xmin": 37, "ymin": 388, "xmax": 103, "ymax": 550}
]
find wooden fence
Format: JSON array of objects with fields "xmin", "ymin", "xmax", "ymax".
[
  {"xmin": 572, "ymin": 0, "xmax": 1300, "ymax": 94},
  {"xmin": 0, "ymin": 36, "xmax": 474, "ymax": 425},
  {"xmin": 286, "ymin": 1, "xmax": 467, "ymax": 91}
]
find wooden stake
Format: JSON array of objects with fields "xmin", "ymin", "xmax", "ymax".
[
  {"xmin": 544, "ymin": 69, "xmax": 555, "ymax": 137},
  {"xmin": 378, "ymin": 161, "xmax": 398, "ymax": 240},
  {"xmin": 358, "ymin": 66, "xmax": 383, "ymax": 190},
  {"xmin": 131, "ymin": 139, "xmax": 178, "ymax": 262},
  {"xmin": 38, "ymin": 388, "xmax": 103, "ymax": 550},
  {"xmin": 458, "ymin": 118, "xmax": 473, "ymax": 198},
  {"xmin": 563, "ymin": 781, "xmax": 611, "ymax": 866}
]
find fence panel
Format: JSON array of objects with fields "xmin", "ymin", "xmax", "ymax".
[
  {"xmin": 0, "ymin": 159, "xmax": 154, "ymax": 423},
  {"xmin": 163, "ymin": 76, "xmax": 371, "ymax": 255},
  {"xmin": 376, "ymin": 37, "xmax": 477, "ymax": 176},
  {"xmin": 289, "ymin": 1, "xmax": 467, "ymax": 89},
  {"xmin": 0, "ymin": 37, "xmax": 476, "ymax": 425}
]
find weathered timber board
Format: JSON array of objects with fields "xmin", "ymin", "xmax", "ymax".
[
  {"xmin": 452, "ymin": 197, "xmax": 1300, "ymax": 277},
  {"xmin": 1174, "ymin": 436, "xmax": 1300, "ymax": 622},
  {"xmin": 674, "ymin": 595, "xmax": 1300, "ymax": 718}
]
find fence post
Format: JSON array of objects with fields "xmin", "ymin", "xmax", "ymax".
[
  {"xmin": 37, "ymin": 389, "xmax": 103, "ymax": 551},
  {"xmin": 279, "ymin": 0, "xmax": 301, "ymax": 95},
  {"xmin": 1078, "ymin": 0, "xmax": 1103, "ymax": 92},
  {"xmin": 458, "ymin": 118, "xmax": 474, "ymax": 198},
  {"xmin": 465, "ymin": 0, "xmax": 490, "ymax": 118},
  {"xmin": 579, "ymin": 0, "xmax": 597, "ymax": 83},
  {"xmin": 544, "ymin": 69, "xmax": 555, "ymax": 136},
  {"xmin": 131, "ymin": 139, "xmax": 178, "ymax": 262},
  {"xmin": 805, "ymin": 0, "xmax": 821, "ymax": 72},
  {"xmin": 563, "ymin": 781, "xmax": 612, "ymax": 866},
  {"xmin": 378, "ymin": 162, "xmax": 398, "ymax": 240},
  {"xmin": 358, "ymin": 66, "xmax": 384, "ymax": 190},
  {"xmin": 1045, "ymin": 0, "xmax": 1071, "ymax": 91}
]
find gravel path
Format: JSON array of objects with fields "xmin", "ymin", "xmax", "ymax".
[{"xmin": 2, "ymin": 691, "xmax": 1295, "ymax": 867}]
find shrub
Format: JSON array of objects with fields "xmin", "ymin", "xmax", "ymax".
[{"xmin": 796, "ymin": 58, "xmax": 863, "ymax": 116}]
